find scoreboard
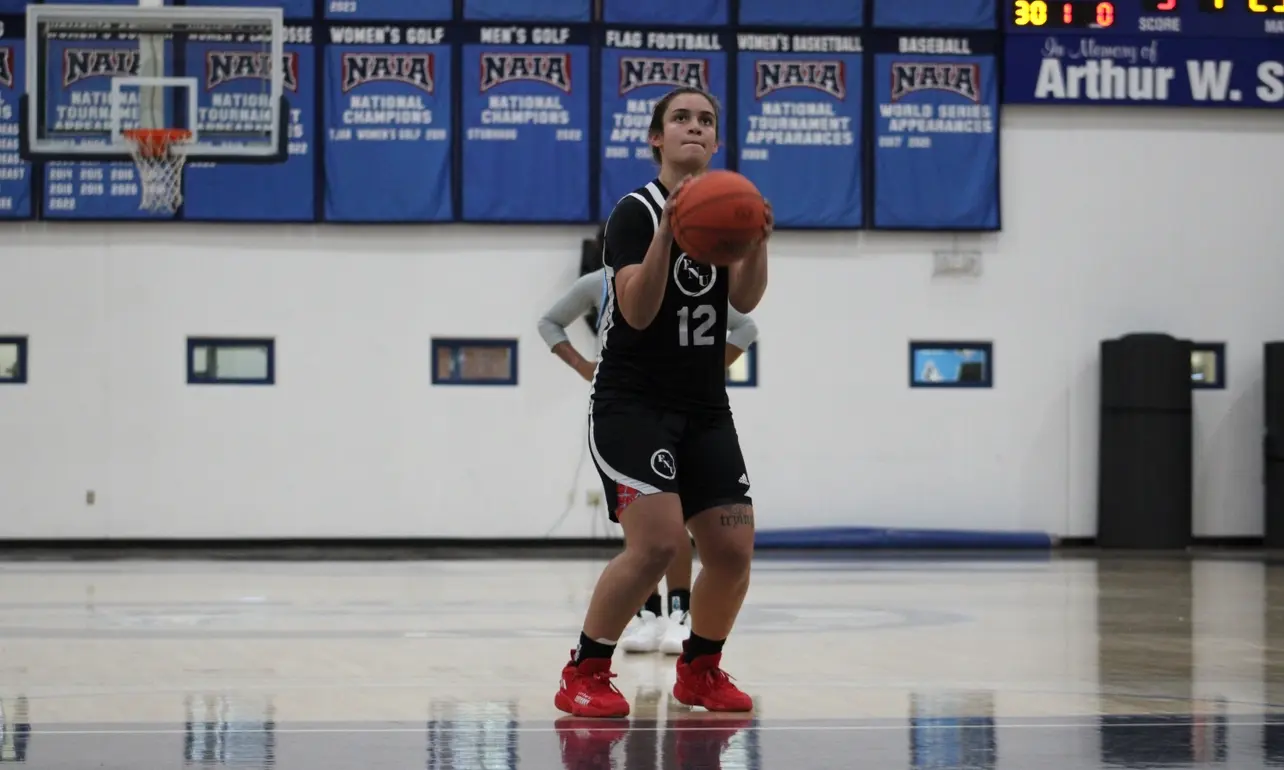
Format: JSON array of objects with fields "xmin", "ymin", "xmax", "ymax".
[
  {"xmin": 1003, "ymin": 0, "xmax": 1284, "ymax": 107},
  {"xmin": 0, "ymin": 0, "xmax": 1010, "ymax": 230}
]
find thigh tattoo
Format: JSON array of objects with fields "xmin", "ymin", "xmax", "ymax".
[{"xmin": 719, "ymin": 504, "xmax": 754, "ymax": 528}]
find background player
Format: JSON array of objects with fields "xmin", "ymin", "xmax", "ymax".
[
  {"xmin": 554, "ymin": 86, "xmax": 771, "ymax": 718},
  {"xmin": 538, "ymin": 258, "xmax": 760, "ymax": 655}
]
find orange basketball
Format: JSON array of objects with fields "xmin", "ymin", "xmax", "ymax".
[{"xmin": 670, "ymin": 171, "xmax": 768, "ymax": 267}]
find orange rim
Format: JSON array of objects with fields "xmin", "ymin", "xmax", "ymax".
[{"xmin": 122, "ymin": 128, "xmax": 192, "ymax": 158}]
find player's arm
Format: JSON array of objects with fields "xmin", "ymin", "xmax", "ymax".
[
  {"xmin": 610, "ymin": 198, "xmax": 673, "ymax": 330},
  {"xmin": 538, "ymin": 273, "xmax": 601, "ymax": 382},
  {"xmin": 725, "ymin": 307, "xmax": 759, "ymax": 367},
  {"xmin": 729, "ymin": 200, "xmax": 773, "ymax": 314}
]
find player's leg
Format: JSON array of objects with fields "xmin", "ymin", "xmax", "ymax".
[
  {"xmin": 658, "ymin": 532, "xmax": 693, "ymax": 655},
  {"xmin": 670, "ymin": 413, "xmax": 756, "ymax": 711},
  {"xmin": 555, "ymin": 404, "xmax": 689, "ymax": 718}
]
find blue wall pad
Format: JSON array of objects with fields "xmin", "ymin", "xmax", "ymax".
[{"xmin": 754, "ymin": 527, "xmax": 1054, "ymax": 550}]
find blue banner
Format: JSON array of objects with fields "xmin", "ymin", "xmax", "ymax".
[
  {"xmin": 41, "ymin": 37, "xmax": 175, "ymax": 220},
  {"xmin": 460, "ymin": 26, "xmax": 591, "ymax": 221},
  {"xmin": 324, "ymin": 26, "xmax": 453, "ymax": 222},
  {"xmin": 187, "ymin": 0, "xmax": 313, "ymax": 20},
  {"xmin": 598, "ymin": 29, "xmax": 727, "ymax": 217},
  {"xmin": 0, "ymin": 2, "xmax": 24, "ymax": 13},
  {"xmin": 739, "ymin": 0, "xmax": 863, "ymax": 26},
  {"xmin": 603, "ymin": 0, "xmax": 727, "ymax": 26},
  {"xmin": 325, "ymin": 0, "xmax": 451, "ymax": 20},
  {"xmin": 0, "ymin": 32, "xmax": 30, "ymax": 219},
  {"xmin": 181, "ymin": 34, "xmax": 315, "ymax": 221},
  {"xmin": 873, "ymin": 0, "xmax": 996, "ymax": 29},
  {"xmin": 464, "ymin": 0, "xmax": 591, "ymax": 22},
  {"xmin": 872, "ymin": 37, "xmax": 999, "ymax": 230},
  {"xmin": 1004, "ymin": 36, "xmax": 1284, "ymax": 108},
  {"xmin": 735, "ymin": 36, "xmax": 863, "ymax": 228}
]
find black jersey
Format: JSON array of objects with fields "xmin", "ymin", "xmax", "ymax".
[{"xmin": 591, "ymin": 179, "xmax": 731, "ymax": 414}]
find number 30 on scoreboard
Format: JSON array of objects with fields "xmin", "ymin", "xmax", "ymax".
[{"xmin": 1012, "ymin": 0, "xmax": 1117, "ymax": 26}]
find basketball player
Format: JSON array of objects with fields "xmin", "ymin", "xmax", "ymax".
[
  {"xmin": 538, "ymin": 261, "xmax": 760, "ymax": 656},
  {"xmin": 554, "ymin": 86, "xmax": 770, "ymax": 718}
]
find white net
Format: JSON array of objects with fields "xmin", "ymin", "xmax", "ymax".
[{"xmin": 124, "ymin": 130, "xmax": 194, "ymax": 214}]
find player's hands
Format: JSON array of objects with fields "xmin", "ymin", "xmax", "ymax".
[
  {"xmin": 576, "ymin": 359, "xmax": 597, "ymax": 382},
  {"xmin": 760, "ymin": 198, "xmax": 774, "ymax": 243}
]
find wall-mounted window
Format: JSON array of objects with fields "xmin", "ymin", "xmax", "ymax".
[
  {"xmin": 187, "ymin": 337, "xmax": 275, "ymax": 386},
  {"xmin": 909, "ymin": 340, "xmax": 993, "ymax": 389},
  {"xmin": 727, "ymin": 342, "xmax": 758, "ymax": 388},
  {"xmin": 1191, "ymin": 342, "xmax": 1225, "ymax": 390},
  {"xmin": 432, "ymin": 338, "xmax": 518, "ymax": 386},
  {"xmin": 0, "ymin": 337, "xmax": 28, "ymax": 385}
]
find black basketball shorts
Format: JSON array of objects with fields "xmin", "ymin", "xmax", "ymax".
[{"xmin": 587, "ymin": 400, "xmax": 753, "ymax": 523}]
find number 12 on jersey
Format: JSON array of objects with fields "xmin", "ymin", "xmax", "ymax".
[{"xmin": 678, "ymin": 305, "xmax": 717, "ymax": 346}]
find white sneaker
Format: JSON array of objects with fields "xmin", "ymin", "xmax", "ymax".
[
  {"xmin": 619, "ymin": 611, "xmax": 664, "ymax": 653},
  {"xmin": 658, "ymin": 610, "xmax": 690, "ymax": 655}
]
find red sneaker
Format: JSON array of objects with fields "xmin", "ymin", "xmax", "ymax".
[
  {"xmin": 554, "ymin": 651, "xmax": 631, "ymax": 718},
  {"xmin": 672, "ymin": 650, "xmax": 753, "ymax": 712}
]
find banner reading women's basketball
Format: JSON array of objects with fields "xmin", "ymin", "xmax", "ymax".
[
  {"xmin": 460, "ymin": 25, "xmax": 591, "ymax": 222},
  {"xmin": 871, "ymin": 35, "xmax": 1000, "ymax": 230},
  {"xmin": 735, "ymin": 32, "xmax": 863, "ymax": 228},
  {"xmin": 182, "ymin": 27, "xmax": 316, "ymax": 222},
  {"xmin": 0, "ymin": 20, "xmax": 30, "ymax": 219},
  {"xmin": 598, "ymin": 27, "xmax": 728, "ymax": 218},
  {"xmin": 323, "ymin": 24, "xmax": 453, "ymax": 222}
]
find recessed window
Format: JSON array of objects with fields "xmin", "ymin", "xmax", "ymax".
[
  {"xmin": 1191, "ymin": 342, "xmax": 1225, "ymax": 390},
  {"xmin": 187, "ymin": 338, "xmax": 275, "ymax": 385},
  {"xmin": 909, "ymin": 341, "xmax": 993, "ymax": 389},
  {"xmin": 432, "ymin": 338, "xmax": 518, "ymax": 386},
  {"xmin": 727, "ymin": 342, "xmax": 758, "ymax": 388},
  {"xmin": 0, "ymin": 337, "xmax": 28, "ymax": 385}
]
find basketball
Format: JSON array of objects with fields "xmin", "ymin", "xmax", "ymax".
[{"xmin": 670, "ymin": 171, "xmax": 768, "ymax": 267}]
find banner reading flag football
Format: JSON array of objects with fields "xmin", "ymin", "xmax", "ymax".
[
  {"xmin": 181, "ymin": 28, "xmax": 316, "ymax": 221},
  {"xmin": 0, "ymin": 20, "xmax": 30, "ymax": 219},
  {"xmin": 599, "ymin": 28, "xmax": 727, "ymax": 216},
  {"xmin": 324, "ymin": 24, "xmax": 453, "ymax": 222},
  {"xmin": 461, "ymin": 25, "xmax": 591, "ymax": 222},
  {"xmin": 736, "ymin": 32, "xmax": 862, "ymax": 228},
  {"xmin": 872, "ymin": 35, "xmax": 999, "ymax": 230}
]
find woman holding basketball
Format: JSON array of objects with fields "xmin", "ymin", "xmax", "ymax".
[{"xmin": 554, "ymin": 86, "xmax": 771, "ymax": 719}]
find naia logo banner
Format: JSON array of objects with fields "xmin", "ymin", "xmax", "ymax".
[
  {"xmin": 324, "ymin": 24, "xmax": 454, "ymax": 222},
  {"xmin": 598, "ymin": 28, "xmax": 728, "ymax": 217},
  {"xmin": 735, "ymin": 32, "xmax": 864, "ymax": 228},
  {"xmin": 871, "ymin": 35, "xmax": 999, "ymax": 230},
  {"xmin": 461, "ymin": 25, "xmax": 592, "ymax": 222}
]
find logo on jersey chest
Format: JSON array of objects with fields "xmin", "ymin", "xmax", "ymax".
[{"xmin": 673, "ymin": 253, "xmax": 716, "ymax": 298}]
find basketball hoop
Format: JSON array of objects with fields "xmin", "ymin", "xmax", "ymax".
[{"xmin": 122, "ymin": 128, "xmax": 193, "ymax": 214}]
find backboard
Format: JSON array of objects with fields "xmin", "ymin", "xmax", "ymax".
[{"xmin": 20, "ymin": 3, "xmax": 289, "ymax": 163}]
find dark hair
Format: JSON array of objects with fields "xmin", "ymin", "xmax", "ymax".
[{"xmin": 648, "ymin": 86, "xmax": 721, "ymax": 164}]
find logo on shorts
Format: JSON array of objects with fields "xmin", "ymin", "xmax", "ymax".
[
  {"xmin": 650, "ymin": 449, "xmax": 677, "ymax": 480},
  {"xmin": 673, "ymin": 253, "xmax": 715, "ymax": 298}
]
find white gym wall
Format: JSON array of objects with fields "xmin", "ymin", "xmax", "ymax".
[{"xmin": 1, "ymin": 106, "xmax": 1282, "ymax": 540}]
